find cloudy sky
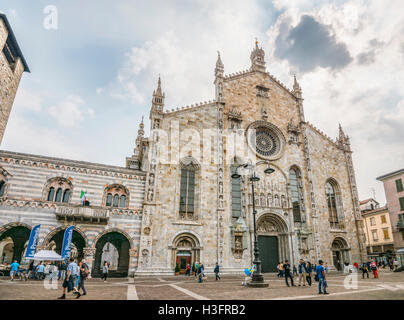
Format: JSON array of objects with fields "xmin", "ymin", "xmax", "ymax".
[{"xmin": 1, "ymin": 0, "xmax": 403, "ymax": 204}]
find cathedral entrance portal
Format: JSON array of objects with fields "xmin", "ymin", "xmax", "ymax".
[
  {"xmin": 171, "ymin": 233, "xmax": 200, "ymax": 274},
  {"xmin": 258, "ymin": 236, "xmax": 279, "ymax": 272},
  {"xmin": 257, "ymin": 213, "xmax": 290, "ymax": 273},
  {"xmin": 332, "ymin": 237, "xmax": 350, "ymax": 271}
]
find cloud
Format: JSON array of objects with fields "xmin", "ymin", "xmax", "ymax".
[
  {"xmin": 47, "ymin": 95, "xmax": 93, "ymax": 128},
  {"xmin": 2, "ymin": 113, "xmax": 83, "ymax": 160},
  {"xmin": 274, "ymin": 15, "xmax": 352, "ymax": 73},
  {"xmin": 13, "ymin": 88, "xmax": 43, "ymax": 112},
  {"xmin": 357, "ymin": 39, "xmax": 384, "ymax": 65}
]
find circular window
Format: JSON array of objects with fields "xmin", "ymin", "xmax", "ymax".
[{"xmin": 247, "ymin": 121, "xmax": 285, "ymax": 160}]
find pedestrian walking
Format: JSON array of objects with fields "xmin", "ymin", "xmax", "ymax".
[
  {"xmin": 306, "ymin": 261, "xmax": 313, "ymax": 286},
  {"xmin": 370, "ymin": 261, "xmax": 379, "ymax": 279},
  {"xmin": 186, "ymin": 264, "xmax": 191, "ymax": 276},
  {"xmin": 324, "ymin": 262, "xmax": 329, "ymax": 274},
  {"xmin": 298, "ymin": 259, "xmax": 307, "ymax": 287},
  {"xmin": 9, "ymin": 260, "xmax": 19, "ymax": 281},
  {"xmin": 101, "ymin": 261, "xmax": 109, "ymax": 282},
  {"xmin": 197, "ymin": 263, "xmax": 205, "ymax": 283},
  {"xmin": 58, "ymin": 258, "xmax": 80, "ymax": 299},
  {"xmin": 27, "ymin": 261, "xmax": 35, "ymax": 280},
  {"xmin": 77, "ymin": 259, "xmax": 89, "ymax": 298},
  {"xmin": 214, "ymin": 262, "xmax": 220, "ymax": 281},
  {"xmin": 283, "ymin": 260, "xmax": 295, "ymax": 287},
  {"xmin": 315, "ymin": 260, "xmax": 329, "ymax": 295}
]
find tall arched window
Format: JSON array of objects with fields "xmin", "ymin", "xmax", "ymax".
[
  {"xmin": 290, "ymin": 168, "xmax": 302, "ymax": 222},
  {"xmin": 62, "ymin": 189, "xmax": 70, "ymax": 203},
  {"xmin": 231, "ymin": 165, "xmax": 241, "ymax": 218},
  {"xmin": 55, "ymin": 188, "xmax": 63, "ymax": 202},
  {"xmin": 120, "ymin": 195, "xmax": 126, "ymax": 208},
  {"xmin": 113, "ymin": 194, "xmax": 119, "ymax": 207},
  {"xmin": 0, "ymin": 181, "xmax": 5, "ymax": 197},
  {"xmin": 106, "ymin": 193, "xmax": 112, "ymax": 207},
  {"xmin": 326, "ymin": 179, "xmax": 342, "ymax": 228},
  {"xmin": 47, "ymin": 187, "xmax": 55, "ymax": 201},
  {"xmin": 180, "ymin": 164, "xmax": 195, "ymax": 219}
]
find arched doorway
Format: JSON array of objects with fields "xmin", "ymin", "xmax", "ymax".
[
  {"xmin": 257, "ymin": 213, "xmax": 290, "ymax": 273},
  {"xmin": 0, "ymin": 224, "xmax": 31, "ymax": 263},
  {"xmin": 332, "ymin": 237, "xmax": 350, "ymax": 271},
  {"xmin": 171, "ymin": 233, "xmax": 200, "ymax": 274},
  {"xmin": 45, "ymin": 227, "xmax": 87, "ymax": 261},
  {"xmin": 93, "ymin": 231, "xmax": 131, "ymax": 277}
]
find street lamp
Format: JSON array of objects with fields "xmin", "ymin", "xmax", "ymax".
[{"xmin": 232, "ymin": 161, "xmax": 275, "ymax": 288}]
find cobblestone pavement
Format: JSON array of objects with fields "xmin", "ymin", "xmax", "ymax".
[{"xmin": 0, "ymin": 270, "xmax": 403, "ymax": 300}]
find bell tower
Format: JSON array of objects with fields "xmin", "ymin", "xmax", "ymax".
[
  {"xmin": 0, "ymin": 13, "xmax": 30, "ymax": 145},
  {"xmin": 250, "ymin": 39, "xmax": 266, "ymax": 73}
]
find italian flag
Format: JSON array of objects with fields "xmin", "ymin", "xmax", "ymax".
[{"xmin": 80, "ymin": 190, "xmax": 87, "ymax": 205}]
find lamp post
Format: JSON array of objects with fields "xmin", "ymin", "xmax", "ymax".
[{"xmin": 232, "ymin": 162, "xmax": 275, "ymax": 288}]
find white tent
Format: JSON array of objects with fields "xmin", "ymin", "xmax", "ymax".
[{"xmin": 26, "ymin": 250, "xmax": 63, "ymax": 261}]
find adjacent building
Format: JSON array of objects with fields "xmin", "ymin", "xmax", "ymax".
[
  {"xmin": 377, "ymin": 169, "xmax": 404, "ymax": 256},
  {"xmin": 360, "ymin": 199, "xmax": 395, "ymax": 262},
  {"xmin": 0, "ymin": 13, "xmax": 29, "ymax": 144}
]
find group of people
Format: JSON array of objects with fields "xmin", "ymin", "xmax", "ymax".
[
  {"xmin": 8, "ymin": 260, "xmax": 60, "ymax": 281},
  {"xmin": 277, "ymin": 259, "xmax": 329, "ymax": 294},
  {"xmin": 182, "ymin": 262, "xmax": 221, "ymax": 283},
  {"xmin": 57, "ymin": 257, "xmax": 90, "ymax": 299}
]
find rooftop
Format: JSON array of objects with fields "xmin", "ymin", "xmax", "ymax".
[{"xmin": 376, "ymin": 168, "xmax": 404, "ymax": 181}]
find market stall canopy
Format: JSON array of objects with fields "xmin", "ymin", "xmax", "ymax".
[{"xmin": 26, "ymin": 250, "xmax": 63, "ymax": 261}]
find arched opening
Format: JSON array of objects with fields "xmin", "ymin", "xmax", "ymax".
[
  {"xmin": 257, "ymin": 213, "xmax": 290, "ymax": 273},
  {"xmin": 171, "ymin": 233, "xmax": 201, "ymax": 274},
  {"xmin": 93, "ymin": 232, "xmax": 131, "ymax": 277},
  {"xmin": 331, "ymin": 237, "xmax": 350, "ymax": 271},
  {"xmin": 46, "ymin": 228, "xmax": 87, "ymax": 261},
  {"xmin": 103, "ymin": 184, "xmax": 129, "ymax": 208},
  {"xmin": 0, "ymin": 225, "xmax": 31, "ymax": 263},
  {"xmin": 44, "ymin": 177, "xmax": 73, "ymax": 203}
]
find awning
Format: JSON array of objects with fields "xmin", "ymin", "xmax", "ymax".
[
  {"xmin": 25, "ymin": 250, "xmax": 63, "ymax": 261},
  {"xmin": 397, "ymin": 248, "xmax": 404, "ymax": 254}
]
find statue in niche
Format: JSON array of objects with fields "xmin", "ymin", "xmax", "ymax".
[
  {"xmin": 274, "ymin": 195, "xmax": 280, "ymax": 207},
  {"xmin": 235, "ymin": 236, "xmax": 242, "ymax": 250}
]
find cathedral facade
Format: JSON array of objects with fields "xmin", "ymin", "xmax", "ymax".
[{"xmin": 0, "ymin": 29, "xmax": 367, "ymax": 275}]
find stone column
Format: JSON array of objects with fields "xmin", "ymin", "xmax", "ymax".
[
  {"xmin": 128, "ymin": 248, "xmax": 138, "ymax": 277},
  {"xmin": 83, "ymin": 248, "xmax": 96, "ymax": 275}
]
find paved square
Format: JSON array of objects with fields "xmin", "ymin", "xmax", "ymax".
[{"xmin": 1, "ymin": 269, "xmax": 403, "ymax": 300}]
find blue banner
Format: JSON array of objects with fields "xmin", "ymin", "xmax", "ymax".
[
  {"xmin": 25, "ymin": 224, "xmax": 41, "ymax": 258},
  {"xmin": 61, "ymin": 226, "xmax": 74, "ymax": 259}
]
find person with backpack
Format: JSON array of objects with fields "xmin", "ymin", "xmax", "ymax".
[
  {"xmin": 360, "ymin": 262, "xmax": 369, "ymax": 279},
  {"xmin": 77, "ymin": 258, "xmax": 89, "ymax": 298},
  {"xmin": 315, "ymin": 260, "xmax": 329, "ymax": 295}
]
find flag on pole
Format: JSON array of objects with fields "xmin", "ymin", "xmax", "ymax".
[
  {"xmin": 80, "ymin": 190, "xmax": 87, "ymax": 206},
  {"xmin": 25, "ymin": 224, "xmax": 41, "ymax": 259},
  {"xmin": 61, "ymin": 226, "xmax": 74, "ymax": 260}
]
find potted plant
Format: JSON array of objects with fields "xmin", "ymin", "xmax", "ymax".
[{"xmin": 175, "ymin": 263, "xmax": 180, "ymax": 276}]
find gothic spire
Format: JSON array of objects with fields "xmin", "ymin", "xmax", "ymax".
[
  {"xmin": 215, "ymin": 51, "xmax": 224, "ymax": 78},
  {"xmin": 292, "ymin": 74, "xmax": 302, "ymax": 98},
  {"xmin": 152, "ymin": 76, "xmax": 165, "ymax": 111},
  {"xmin": 250, "ymin": 39, "xmax": 266, "ymax": 72}
]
